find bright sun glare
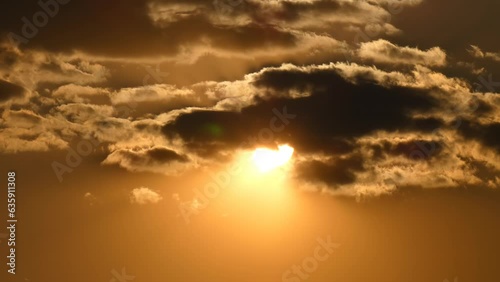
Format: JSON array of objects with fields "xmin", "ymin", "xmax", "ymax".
[{"xmin": 252, "ymin": 144, "xmax": 294, "ymax": 172}]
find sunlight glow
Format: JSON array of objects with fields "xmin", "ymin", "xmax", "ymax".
[{"xmin": 252, "ymin": 144, "xmax": 294, "ymax": 172}]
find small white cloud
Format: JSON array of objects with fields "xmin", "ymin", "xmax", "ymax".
[
  {"xmin": 172, "ymin": 193, "xmax": 180, "ymax": 201},
  {"xmin": 358, "ymin": 39, "xmax": 447, "ymax": 67},
  {"xmin": 53, "ymin": 84, "xmax": 110, "ymax": 103},
  {"xmin": 130, "ymin": 187, "xmax": 163, "ymax": 205},
  {"xmin": 468, "ymin": 45, "xmax": 500, "ymax": 62},
  {"xmin": 84, "ymin": 192, "xmax": 98, "ymax": 206}
]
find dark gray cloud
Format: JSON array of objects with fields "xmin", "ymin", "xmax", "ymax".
[
  {"xmin": 457, "ymin": 120, "xmax": 500, "ymax": 152},
  {"xmin": 0, "ymin": 79, "xmax": 27, "ymax": 103},
  {"xmin": 160, "ymin": 63, "xmax": 499, "ymax": 190},
  {"xmin": 295, "ymin": 154, "xmax": 365, "ymax": 186},
  {"xmin": 0, "ymin": 0, "xmax": 296, "ymax": 57},
  {"xmin": 102, "ymin": 146, "xmax": 189, "ymax": 173}
]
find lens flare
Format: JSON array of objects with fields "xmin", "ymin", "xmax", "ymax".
[{"xmin": 252, "ymin": 144, "xmax": 294, "ymax": 172}]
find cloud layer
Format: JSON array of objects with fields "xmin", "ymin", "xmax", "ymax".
[{"xmin": 1, "ymin": 0, "xmax": 499, "ymax": 197}]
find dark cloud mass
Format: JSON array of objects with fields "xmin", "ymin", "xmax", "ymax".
[
  {"xmin": 457, "ymin": 120, "xmax": 500, "ymax": 152},
  {"xmin": 0, "ymin": 0, "xmax": 297, "ymax": 57},
  {"xmin": 0, "ymin": 79, "xmax": 26, "ymax": 103},
  {"xmin": 164, "ymin": 66, "xmax": 442, "ymax": 154},
  {"xmin": 296, "ymin": 154, "xmax": 365, "ymax": 186}
]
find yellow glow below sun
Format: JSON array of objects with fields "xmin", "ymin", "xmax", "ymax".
[{"xmin": 252, "ymin": 144, "xmax": 294, "ymax": 172}]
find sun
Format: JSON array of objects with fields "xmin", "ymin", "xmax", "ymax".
[{"xmin": 252, "ymin": 144, "xmax": 294, "ymax": 172}]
